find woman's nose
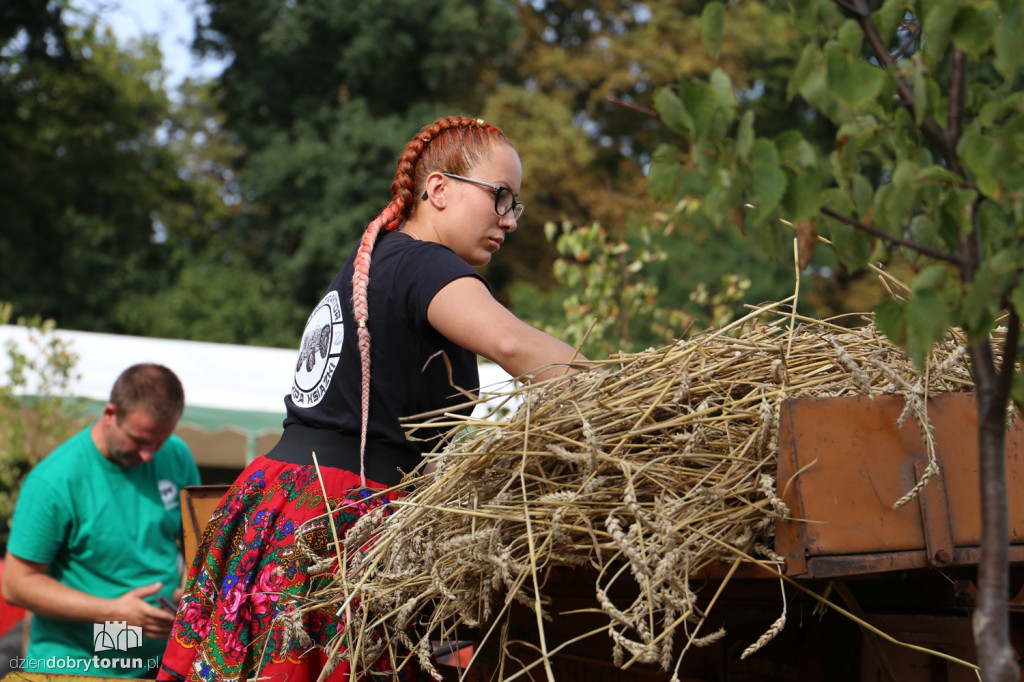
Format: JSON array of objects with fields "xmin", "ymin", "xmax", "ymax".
[{"xmin": 499, "ymin": 212, "xmax": 518, "ymax": 232}]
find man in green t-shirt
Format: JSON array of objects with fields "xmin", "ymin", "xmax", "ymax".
[{"xmin": 2, "ymin": 363, "xmax": 200, "ymax": 678}]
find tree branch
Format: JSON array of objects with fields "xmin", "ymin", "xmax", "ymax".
[
  {"xmin": 845, "ymin": 0, "xmax": 965, "ymax": 176},
  {"xmin": 819, "ymin": 206, "xmax": 962, "ymax": 264},
  {"xmin": 833, "ymin": 0, "xmax": 859, "ymax": 17},
  {"xmin": 606, "ymin": 95, "xmax": 657, "ymax": 119},
  {"xmin": 958, "ymin": 198, "xmax": 983, "ymax": 284},
  {"xmin": 948, "ymin": 49, "xmax": 966, "ymax": 149}
]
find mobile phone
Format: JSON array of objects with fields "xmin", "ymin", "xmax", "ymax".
[{"xmin": 155, "ymin": 595, "xmax": 178, "ymax": 614}]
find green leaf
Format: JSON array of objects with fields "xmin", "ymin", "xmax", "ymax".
[
  {"xmin": 914, "ymin": 164, "xmax": 962, "ymax": 187},
  {"xmin": 825, "ymin": 42, "xmax": 884, "ymax": 110},
  {"xmin": 874, "ymin": 160, "xmax": 919, "ymax": 230},
  {"xmin": 905, "ymin": 289, "xmax": 950, "ymax": 368},
  {"xmin": 757, "ymin": 211, "xmax": 784, "ymax": 260},
  {"xmin": 824, "ymin": 43, "xmax": 847, "ymax": 89},
  {"xmin": 923, "ymin": 0, "xmax": 957, "ymax": 70},
  {"xmin": 709, "ymin": 68, "xmax": 737, "ymax": 119},
  {"xmin": 988, "ymin": 249, "xmax": 1019, "ymax": 284},
  {"xmin": 839, "ymin": 60, "xmax": 885, "ymax": 110},
  {"xmin": 781, "ymin": 165, "xmax": 822, "ymax": 222},
  {"xmin": 958, "ymin": 129, "xmax": 999, "ymax": 198},
  {"xmin": 800, "ymin": 48, "xmax": 844, "ymax": 121},
  {"xmin": 828, "ymin": 221, "xmax": 872, "ymax": 271},
  {"xmin": 700, "ymin": 2, "xmax": 726, "ymax": 61},
  {"xmin": 835, "ymin": 116, "xmax": 883, "ymax": 151},
  {"xmin": 874, "ymin": 298, "xmax": 908, "ymax": 348},
  {"xmin": 892, "ymin": 105, "xmax": 915, "ymax": 134},
  {"xmin": 647, "ymin": 144, "xmax": 685, "ymax": 200},
  {"xmin": 543, "ymin": 221, "xmax": 559, "ymax": 242},
  {"xmin": 776, "ymin": 131, "xmax": 821, "ymax": 221},
  {"xmin": 679, "ymin": 77, "xmax": 721, "ymax": 139},
  {"xmin": 908, "ymin": 214, "xmax": 941, "ymax": 250},
  {"xmin": 678, "ymin": 166, "xmax": 713, "ymax": 198},
  {"xmin": 874, "ymin": 1, "xmax": 909, "ymax": 40},
  {"xmin": 705, "ymin": 182, "xmax": 737, "ymax": 227},
  {"xmin": 978, "ymin": 93, "xmax": 1024, "ymax": 128},
  {"xmin": 852, "ymin": 173, "xmax": 874, "ymax": 217},
  {"xmin": 829, "ymin": 140, "xmax": 856, "ymax": 190},
  {"xmin": 653, "ymin": 87, "xmax": 692, "ymax": 136},
  {"xmin": 748, "ymin": 139, "xmax": 787, "ymax": 225},
  {"xmin": 911, "ymin": 59, "xmax": 928, "ymax": 125},
  {"xmin": 989, "ymin": 116, "xmax": 1024, "ymax": 193},
  {"xmin": 933, "ymin": 187, "xmax": 976, "ymax": 252},
  {"xmin": 951, "ymin": 5, "xmax": 997, "ymax": 57},
  {"xmin": 691, "ymin": 136, "xmax": 721, "ymax": 174},
  {"xmin": 994, "ymin": 3, "xmax": 1024, "ymax": 80},
  {"xmin": 963, "ymin": 265, "xmax": 997, "ymax": 340},
  {"xmin": 836, "ymin": 19, "xmax": 863, "ymax": 53},
  {"xmin": 776, "ymin": 130, "xmax": 817, "ymax": 168},
  {"xmin": 788, "ymin": 44, "xmax": 820, "ymax": 102},
  {"xmin": 912, "ymin": 264, "xmax": 949, "ymax": 294},
  {"xmin": 977, "ymin": 200, "xmax": 1013, "ymax": 250},
  {"xmin": 736, "ymin": 110, "xmax": 755, "ymax": 161}
]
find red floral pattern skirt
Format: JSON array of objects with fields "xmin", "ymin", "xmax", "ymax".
[{"xmin": 157, "ymin": 456, "xmax": 425, "ymax": 682}]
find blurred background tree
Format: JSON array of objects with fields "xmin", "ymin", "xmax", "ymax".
[
  {"xmin": 0, "ymin": 4, "xmax": 222, "ymax": 336},
  {"xmin": 0, "ymin": 303, "xmax": 85, "ymax": 552},
  {"xmin": 183, "ymin": 0, "xmax": 520, "ymax": 321},
  {"xmin": 2, "ymin": 0, "xmax": 843, "ymax": 355}
]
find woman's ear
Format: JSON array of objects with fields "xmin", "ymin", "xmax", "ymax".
[{"xmin": 422, "ymin": 172, "xmax": 447, "ymax": 208}]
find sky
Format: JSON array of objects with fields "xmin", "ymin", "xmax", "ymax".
[{"xmin": 81, "ymin": 0, "xmax": 227, "ymax": 93}]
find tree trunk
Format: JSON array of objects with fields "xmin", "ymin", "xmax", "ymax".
[{"xmin": 970, "ymin": 340, "xmax": 1020, "ymax": 682}]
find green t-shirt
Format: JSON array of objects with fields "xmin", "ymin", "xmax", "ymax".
[{"xmin": 7, "ymin": 425, "xmax": 200, "ymax": 677}]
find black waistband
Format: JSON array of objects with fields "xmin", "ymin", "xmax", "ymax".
[{"xmin": 262, "ymin": 423, "xmax": 421, "ymax": 487}]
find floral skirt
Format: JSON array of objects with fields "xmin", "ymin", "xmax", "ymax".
[{"xmin": 157, "ymin": 456, "xmax": 425, "ymax": 682}]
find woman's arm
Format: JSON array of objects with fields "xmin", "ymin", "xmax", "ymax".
[{"xmin": 427, "ymin": 276, "xmax": 590, "ymax": 382}]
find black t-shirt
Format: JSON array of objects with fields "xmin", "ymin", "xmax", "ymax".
[{"xmin": 280, "ymin": 230, "xmax": 484, "ymax": 473}]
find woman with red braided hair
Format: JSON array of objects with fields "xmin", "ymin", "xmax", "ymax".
[{"xmin": 157, "ymin": 116, "xmax": 589, "ymax": 682}]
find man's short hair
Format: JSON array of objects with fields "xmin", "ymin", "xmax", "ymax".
[{"xmin": 109, "ymin": 363, "xmax": 185, "ymax": 425}]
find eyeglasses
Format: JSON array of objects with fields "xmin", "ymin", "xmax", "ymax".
[{"xmin": 442, "ymin": 172, "xmax": 525, "ymax": 221}]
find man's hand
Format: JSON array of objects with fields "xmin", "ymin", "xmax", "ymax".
[{"xmin": 110, "ymin": 582, "xmax": 176, "ymax": 639}]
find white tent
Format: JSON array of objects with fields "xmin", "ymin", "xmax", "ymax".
[
  {"xmin": 0, "ymin": 325, "xmax": 515, "ymax": 472},
  {"xmin": 1, "ymin": 325, "xmax": 295, "ymax": 413}
]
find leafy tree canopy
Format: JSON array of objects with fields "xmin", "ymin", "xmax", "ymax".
[
  {"xmin": 648, "ymin": 2, "xmax": 1023, "ymax": 677},
  {"xmin": 0, "ymin": 5, "xmax": 218, "ymax": 335},
  {"xmin": 186, "ymin": 0, "xmax": 520, "ymax": 309},
  {"xmin": 504, "ymin": 0, "xmax": 824, "ymax": 350}
]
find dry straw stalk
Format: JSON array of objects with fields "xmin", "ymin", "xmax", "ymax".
[{"xmin": 291, "ymin": 303, "xmax": 1003, "ymax": 681}]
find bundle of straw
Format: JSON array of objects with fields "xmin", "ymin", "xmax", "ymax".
[{"xmin": 304, "ymin": 304, "xmax": 992, "ymax": 681}]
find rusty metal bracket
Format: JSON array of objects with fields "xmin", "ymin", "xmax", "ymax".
[{"xmin": 914, "ymin": 460, "xmax": 956, "ymax": 567}]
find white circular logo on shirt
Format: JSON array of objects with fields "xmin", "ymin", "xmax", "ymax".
[
  {"xmin": 158, "ymin": 479, "xmax": 179, "ymax": 510},
  {"xmin": 291, "ymin": 290, "xmax": 344, "ymax": 407}
]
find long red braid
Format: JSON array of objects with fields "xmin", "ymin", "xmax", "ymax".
[{"xmin": 350, "ymin": 116, "xmax": 509, "ymax": 487}]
